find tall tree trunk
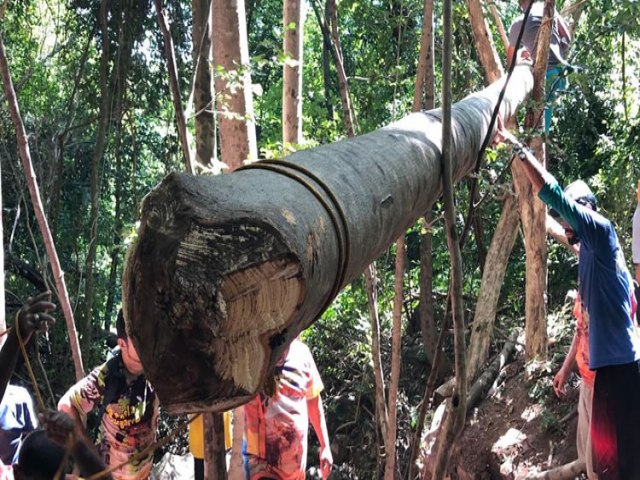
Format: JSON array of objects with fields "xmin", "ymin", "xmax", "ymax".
[
  {"xmin": 123, "ymin": 66, "xmax": 534, "ymax": 413},
  {"xmin": 0, "ymin": 31, "xmax": 84, "ymax": 380},
  {"xmin": 320, "ymin": 2, "xmax": 334, "ymax": 122},
  {"xmin": 489, "ymin": 2, "xmax": 509, "ymax": 51},
  {"xmin": 466, "ymin": 192, "xmax": 519, "ymax": 381},
  {"xmin": 193, "ymin": 0, "xmax": 215, "ymax": 168},
  {"xmin": 415, "ymin": 0, "xmax": 442, "ymax": 374},
  {"xmin": 154, "ymin": 0, "xmax": 195, "ymax": 174},
  {"xmin": 384, "ymin": 238, "xmax": 405, "ymax": 480},
  {"xmin": 431, "ymin": 0, "xmax": 467, "ymax": 475},
  {"xmin": 413, "ymin": 0, "xmax": 435, "ymax": 112},
  {"xmin": 282, "ymin": 0, "xmax": 304, "ymax": 146},
  {"xmin": 465, "ymin": 0, "xmax": 504, "ymax": 84},
  {"xmin": 514, "ymin": 0, "xmax": 555, "ymax": 361},
  {"xmin": 82, "ymin": 0, "xmax": 112, "ymax": 358},
  {"xmin": 211, "ymin": 0, "xmax": 257, "ymax": 170},
  {"xmin": 326, "ymin": 0, "xmax": 355, "ymax": 137}
]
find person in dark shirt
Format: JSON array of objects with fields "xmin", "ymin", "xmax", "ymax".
[{"xmin": 497, "ymin": 126, "xmax": 640, "ymax": 479}]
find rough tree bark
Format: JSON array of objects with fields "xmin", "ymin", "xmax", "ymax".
[
  {"xmin": 193, "ymin": 0, "xmax": 215, "ymax": 168},
  {"xmin": 0, "ymin": 31, "xmax": 84, "ymax": 379},
  {"xmin": 153, "ymin": 0, "xmax": 195, "ymax": 174},
  {"xmin": 465, "ymin": 0, "xmax": 504, "ymax": 84},
  {"xmin": 513, "ymin": 0, "xmax": 555, "ymax": 361},
  {"xmin": 489, "ymin": 2, "xmax": 509, "ymax": 51},
  {"xmin": 122, "ymin": 65, "xmax": 534, "ymax": 413},
  {"xmin": 415, "ymin": 0, "xmax": 445, "ymax": 376},
  {"xmin": 466, "ymin": 192, "xmax": 520, "ymax": 382},
  {"xmin": 282, "ymin": 0, "xmax": 304, "ymax": 146},
  {"xmin": 211, "ymin": 0, "xmax": 257, "ymax": 169}
]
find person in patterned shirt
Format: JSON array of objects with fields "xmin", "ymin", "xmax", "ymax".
[
  {"xmin": 58, "ymin": 310, "xmax": 158, "ymax": 480},
  {"xmin": 243, "ymin": 337, "xmax": 332, "ymax": 480}
]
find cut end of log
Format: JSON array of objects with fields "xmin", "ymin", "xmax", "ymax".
[{"xmin": 122, "ymin": 174, "xmax": 306, "ymax": 412}]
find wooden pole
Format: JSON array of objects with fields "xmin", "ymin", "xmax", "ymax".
[{"xmin": 0, "ymin": 32, "xmax": 84, "ymax": 380}]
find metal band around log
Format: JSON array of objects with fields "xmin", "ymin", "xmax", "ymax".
[{"xmin": 237, "ymin": 159, "xmax": 351, "ymax": 317}]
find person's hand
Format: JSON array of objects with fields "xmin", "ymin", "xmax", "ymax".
[
  {"xmin": 492, "ymin": 114, "xmax": 521, "ymax": 148},
  {"xmin": 636, "ymin": 179, "xmax": 640, "ymax": 203},
  {"xmin": 39, "ymin": 410, "xmax": 76, "ymax": 447},
  {"xmin": 517, "ymin": 47, "xmax": 533, "ymax": 66},
  {"xmin": 17, "ymin": 291, "xmax": 56, "ymax": 338},
  {"xmin": 552, "ymin": 366, "xmax": 570, "ymax": 397},
  {"xmin": 319, "ymin": 444, "xmax": 333, "ymax": 479}
]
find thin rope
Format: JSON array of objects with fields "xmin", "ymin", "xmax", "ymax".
[
  {"xmin": 237, "ymin": 159, "xmax": 351, "ymax": 316},
  {"xmin": 459, "ymin": 0, "xmax": 535, "ymax": 248}
]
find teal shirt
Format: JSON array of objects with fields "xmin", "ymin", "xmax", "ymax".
[{"xmin": 539, "ymin": 181, "xmax": 639, "ymax": 369}]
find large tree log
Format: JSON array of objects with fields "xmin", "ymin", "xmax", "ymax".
[{"xmin": 123, "ymin": 65, "xmax": 534, "ymax": 413}]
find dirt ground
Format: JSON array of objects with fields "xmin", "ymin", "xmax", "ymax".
[{"xmin": 452, "ymin": 354, "xmax": 584, "ymax": 480}]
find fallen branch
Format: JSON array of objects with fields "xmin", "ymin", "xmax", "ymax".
[
  {"xmin": 524, "ymin": 459, "xmax": 585, "ymax": 480},
  {"xmin": 436, "ymin": 330, "xmax": 519, "ymax": 401},
  {"xmin": 466, "ymin": 330, "xmax": 519, "ymax": 409}
]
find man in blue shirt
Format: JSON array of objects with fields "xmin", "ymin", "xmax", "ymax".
[{"xmin": 496, "ymin": 127, "xmax": 640, "ymax": 479}]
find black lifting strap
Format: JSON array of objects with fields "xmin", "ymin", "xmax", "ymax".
[
  {"xmin": 459, "ymin": 0, "xmax": 535, "ymax": 248},
  {"xmin": 237, "ymin": 159, "xmax": 351, "ymax": 321}
]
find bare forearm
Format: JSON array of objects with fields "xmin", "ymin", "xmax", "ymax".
[
  {"xmin": 308, "ymin": 395, "xmax": 330, "ymax": 449},
  {"xmin": 561, "ymin": 331, "xmax": 578, "ymax": 372}
]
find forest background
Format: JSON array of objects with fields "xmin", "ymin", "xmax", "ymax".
[{"xmin": 0, "ymin": 0, "xmax": 639, "ymax": 478}]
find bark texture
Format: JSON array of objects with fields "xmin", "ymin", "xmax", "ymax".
[
  {"xmin": 193, "ymin": 0, "xmax": 215, "ymax": 167},
  {"xmin": 466, "ymin": 192, "xmax": 520, "ymax": 381},
  {"xmin": 122, "ymin": 66, "xmax": 534, "ymax": 413},
  {"xmin": 154, "ymin": 0, "xmax": 194, "ymax": 173},
  {"xmin": 465, "ymin": 0, "xmax": 504, "ymax": 84},
  {"xmin": 282, "ymin": 0, "xmax": 304, "ymax": 146},
  {"xmin": 516, "ymin": 0, "xmax": 555, "ymax": 361},
  {"xmin": 211, "ymin": 0, "xmax": 257, "ymax": 169}
]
